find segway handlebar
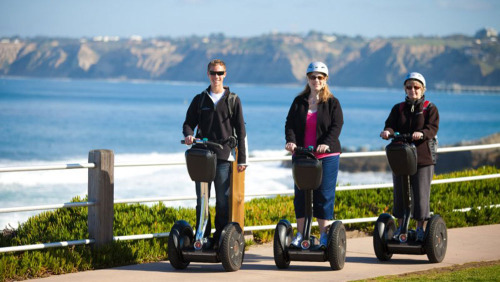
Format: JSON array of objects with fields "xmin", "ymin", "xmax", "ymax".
[
  {"xmin": 388, "ymin": 132, "xmax": 423, "ymax": 142},
  {"xmin": 181, "ymin": 139, "xmax": 224, "ymax": 150},
  {"xmin": 294, "ymin": 146, "xmax": 331, "ymax": 154}
]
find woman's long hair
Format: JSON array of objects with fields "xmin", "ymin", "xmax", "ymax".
[{"xmin": 298, "ymin": 81, "xmax": 334, "ymax": 103}]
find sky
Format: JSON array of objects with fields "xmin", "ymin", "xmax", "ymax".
[{"xmin": 1, "ymin": 0, "xmax": 500, "ymax": 39}]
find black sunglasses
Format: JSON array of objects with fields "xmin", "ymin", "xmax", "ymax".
[
  {"xmin": 209, "ymin": 71, "xmax": 225, "ymax": 76},
  {"xmin": 405, "ymin": 85, "xmax": 422, "ymax": 90}
]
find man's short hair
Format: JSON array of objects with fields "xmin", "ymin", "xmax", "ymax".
[{"xmin": 207, "ymin": 59, "xmax": 226, "ymax": 71}]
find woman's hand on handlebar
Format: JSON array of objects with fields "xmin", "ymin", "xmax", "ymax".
[
  {"xmin": 380, "ymin": 130, "xmax": 391, "ymax": 140},
  {"xmin": 380, "ymin": 131, "xmax": 423, "ymax": 141},
  {"xmin": 285, "ymin": 142, "xmax": 297, "ymax": 152},
  {"xmin": 184, "ymin": 135, "xmax": 195, "ymax": 145},
  {"xmin": 412, "ymin": 131, "xmax": 424, "ymax": 141},
  {"xmin": 316, "ymin": 144, "xmax": 330, "ymax": 153}
]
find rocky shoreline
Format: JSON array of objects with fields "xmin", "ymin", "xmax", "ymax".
[{"xmin": 341, "ymin": 133, "xmax": 500, "ymax": 174}]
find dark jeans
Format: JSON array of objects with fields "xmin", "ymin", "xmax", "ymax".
[
  {"xmin": 195, "ymin": 160, "xmax": 231, "ymax": 241},
  {"xmin": 393, "ymin": 165, "xmax": 434, "ymax": 221}
]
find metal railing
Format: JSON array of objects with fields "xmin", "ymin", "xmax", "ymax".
[
  {"xmin": 1, "ymin": 143, "xmax": 499, "ymax": 253},
  {"xmin": 3, "ymin": 143, "xmax": 498, "ymax": 173}
]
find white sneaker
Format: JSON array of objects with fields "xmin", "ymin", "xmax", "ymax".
[
  {"xmin": 392, "ymin": 226, "xmax": 402, "ymax": 240},
  {"xmin": 319, "ymin": 232, "xmax": 328, "ymax": 248},
  {"xmin": 291, "ymin": 232, "xmax": 303, "ymax": 247}
]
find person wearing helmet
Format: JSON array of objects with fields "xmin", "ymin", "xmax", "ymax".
[
  {"xmin": 285, "ymin": 62, "xmax": 344, "ymax": 248},
  {"xmin": 380, "ymin": 72, "xmax": 440, "ymax": 242}
]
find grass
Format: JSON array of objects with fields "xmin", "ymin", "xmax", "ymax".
[{"xmin": 356, "ymin": 260, "xmax": 500, "ymax": 281}]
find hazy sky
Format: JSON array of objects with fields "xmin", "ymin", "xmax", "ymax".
[{"xmin": 1, "ymin": 0, "xmax": 499, "ymax": 38}]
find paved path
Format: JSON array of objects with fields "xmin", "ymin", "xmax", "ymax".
[{"xmin": 36, "ymin": 224, "xmax": 500, "ymax": 282}]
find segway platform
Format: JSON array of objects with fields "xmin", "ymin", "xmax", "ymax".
[
  {"xmin": 373, "ymin": 133, "xmax": 447, "ymax": 263},
  {"xmin": 273, "ymin": 147, "xmax": 346, "ymax": 270},
  {"xmin": 168, "ymin": 139, "xmax": 245, "ymax": 272}
]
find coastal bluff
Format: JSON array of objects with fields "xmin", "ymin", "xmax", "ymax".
[{"xmin": 1, "ymin": 30, "xmax": 499, "ymax": 89}]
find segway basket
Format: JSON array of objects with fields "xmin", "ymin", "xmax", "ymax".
[
  {"xmin": 385, "ymin": 142, "xmax": 417, "ymax": 176},
  {"xmin": 292, "ymin": 152, "xmax": 322, "ymax": 190},
  {"xmin": 185, "ymin": 147, "xmax": 217, "ymax": 183}
]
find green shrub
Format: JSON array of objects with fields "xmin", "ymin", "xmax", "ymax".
[{"xmin": 0, "ymin": 166, "xmax": 499, "ymax": 281}]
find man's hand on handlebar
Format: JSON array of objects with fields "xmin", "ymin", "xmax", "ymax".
[
  {"xmin": 184, "ymin": 135, "xmax": 195, "ymax": 145},
  {"xmin": 380, "ymin": 130, "xmax": 391, "ymax": 140}
]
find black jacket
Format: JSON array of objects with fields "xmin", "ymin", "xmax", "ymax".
[
  {"xmin": 383, "ymin": 95, "xmax": 439, "ymax": 166},
  {"xmin": 183, "ymin": 86, "xmax": 247, "ymax": 164},
  {"xmin": 285, "ymin": 93, "xmax": 344, "ymax": 153}
]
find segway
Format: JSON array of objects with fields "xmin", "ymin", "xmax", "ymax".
[
  {"xmin": 273, "ymin": 146, "xmax": 346, "ymax": 270},
  {"xmin": 373, "ymin": 133, "xmax": 447, "ymax": 263},
  {"xmin": 168, "ymin": 138, "xmax": 245, "ymax": 272}
]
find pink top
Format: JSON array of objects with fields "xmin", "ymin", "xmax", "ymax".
[{"xmin": 304, "ymin": 111, "xmax": 339, "ymax": 159}]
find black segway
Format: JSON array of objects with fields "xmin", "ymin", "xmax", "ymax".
[
  {"xmin": 273, "ymin": 146, "xmax": 346, "ymax": 270},
  {"xmin": 168, "ymin": 138, "xmax": 245, "ymax": 272},
  {"xmin": 373, "ymin": 133, "xmax": 447, "ymax": 263}
]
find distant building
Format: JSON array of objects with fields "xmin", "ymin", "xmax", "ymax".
[
  {"xmin": 322, "ymin": 35, "xmax": 337, "ymax": 43},
  {"xmin": 475, "ymin": 28, "xmax": 498, "ymax": 39},
  {"xmin": 130, "ymin": 35, "xmax": 142, "ymax": 42},
  {"xmin": 93, "ymin": 36, "xmax": 120, "ymax": 42}
]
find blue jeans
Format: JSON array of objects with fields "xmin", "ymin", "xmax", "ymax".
[
  {"xmin": 195, "ymin": 160, "xmax": 231, "ymax": 241},
  {"xmin": 294, "ymin": 154, "xmax": 340, "ymax": 220}
]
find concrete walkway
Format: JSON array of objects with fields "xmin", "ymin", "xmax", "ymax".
[{"xmin": 36, "ymin": 224, "xmax": 500, "ymax": 282}]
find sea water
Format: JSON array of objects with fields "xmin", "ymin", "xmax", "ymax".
[{"xmin": 1, "ymin": 77, "xmax": 499, "ymax": 229}]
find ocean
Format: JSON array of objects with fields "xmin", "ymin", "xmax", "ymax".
[{"xmin": 1, "ymin": 77, "xmax": 499, "ymax": 229}]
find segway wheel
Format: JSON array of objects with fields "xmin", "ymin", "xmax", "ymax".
[
  {"xmin": 220, "ymin": 223, "xmax": 245, "ymax": 272},
  {"xmin": 273, "ymin": 219, "xmax": 293, "ymax": 269},
  {"xmin": 327, "ymin": 220, "xmax": 346, "ymax": 270},
  {"xmin": 373, "ymin": 213, "xmax": 395, "ymax": 261},
  {"xmin": 167, "ymin": 220, "xmax": 193, "ymax": 269},
  {"xmin": 425, "ymin": 215, "xmax": 447, "ymax": 263}
]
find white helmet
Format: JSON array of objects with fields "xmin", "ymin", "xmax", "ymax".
[
  {"xmin": 404, "ymin": 72, "xmax": 426, "ymax": 88},
  {"xmin": 306, "ymin": 61, "xmax": 328, "ymax": 77}
]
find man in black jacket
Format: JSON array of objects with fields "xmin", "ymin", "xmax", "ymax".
[{"xmin": 182, "ymin": 59, "xmax": 247, "ymax": 246}]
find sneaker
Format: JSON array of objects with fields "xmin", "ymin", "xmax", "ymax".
[
  {"xmin": 201, "ymin": 237, "xmax": 214, "ymax": 250},
  {"xmin": 416, "ymin": 227, "xmax": 425, "ymax": 242},
  {"xmin": 392, "ymin": 226, "xmax": 402, "ymax": 240},
  {"xmin": 291, "ymin": 232, "xmax": 303, "ymax": 247},
  {"xmin": 319, "ymin": 233, "xmax": 328, "ymax": 248}
]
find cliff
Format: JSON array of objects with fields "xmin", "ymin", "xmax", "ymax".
[{"xmin": 1, "ymin": 31, "xmax": 499, "ymax": 89}]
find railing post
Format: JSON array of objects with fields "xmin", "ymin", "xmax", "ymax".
[
  {"xmin": 88, "ymin": 149, "xmax": 114, "ymax": 248},
  {"xmin": 230, "ymin": 148, "xmax": 245, "ymax": 230}
]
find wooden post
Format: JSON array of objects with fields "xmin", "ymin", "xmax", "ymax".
[
  {"xmin": 88, "ymin": 149, "xmax": 114, "ymax": 248},
  {"xmin": 230, "ymin": 148, "xmax": 245, "ymax": 230}
]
